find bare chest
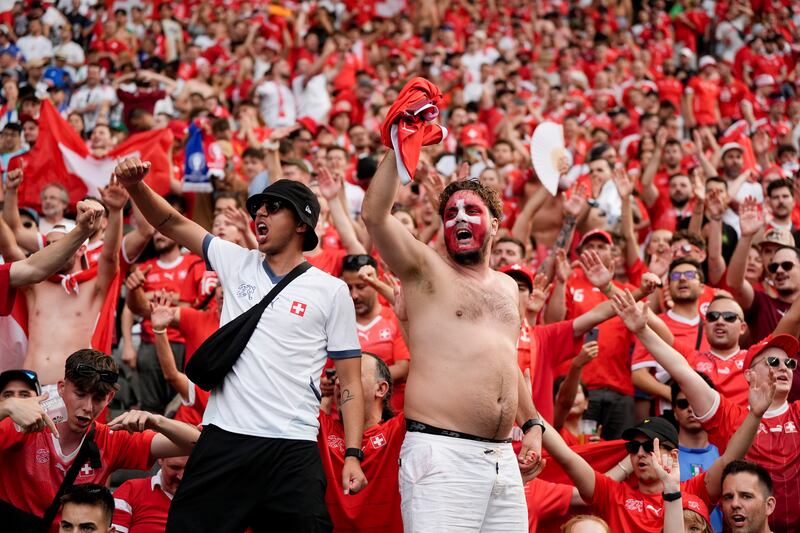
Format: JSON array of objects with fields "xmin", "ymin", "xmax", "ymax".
[
  {"xmin": 27, "ymin": 281, "xmax": 101, "ymax": 323},
  {"xmin": 445, "ymin": 279, "xmax": 519, "ymax": 328}
]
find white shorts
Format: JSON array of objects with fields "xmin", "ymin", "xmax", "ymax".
[{"xmin": 399, "ymin": 431, "xmax": 527, "ymax": 533}]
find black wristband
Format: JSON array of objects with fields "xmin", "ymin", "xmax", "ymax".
[
  {"xmin": 521, "ymin": 418, "xmax": 545, "ymax": 435},
  {"xmin": 345, "ymin": 447, "xmax": 364, "ymax": 461},
  {"xmin": 662, "ymin": 491, "xmax": 681, "ymax": 502}
]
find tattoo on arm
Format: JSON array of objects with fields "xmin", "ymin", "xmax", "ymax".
[
  {"xmin": 156, "ymin": 213, "xmax": 173, "ymax": 229},
  {"xmin": 340, "ymin": 389, "xmax": 355, "ymax": 406},
  {"xmin": 537, "ymin": 215, "xmax": 577, "ymax": 275}
]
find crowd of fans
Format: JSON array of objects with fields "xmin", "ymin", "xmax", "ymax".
[{"xmin": 0, "ymin": 0, "xmax": 800, "ymax": 531}]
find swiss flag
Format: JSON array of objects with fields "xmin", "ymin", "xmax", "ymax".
[
  {"xmin": 17, "ymin": 100, "xmax": 173, "ymax": 211},
  {"xmin": 290, "ymin": 301, "xmax": 307, "ymax": 317}
]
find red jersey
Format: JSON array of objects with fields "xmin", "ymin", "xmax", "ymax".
[
  {"xmin": 649, "ymin": 196, "xmax": 695, "ymax": 232},
  {"xmin": 564, "ymin": 271, "xmax": 636, "ymax": 395},
  {"xmin": 140, "ymin": 254, "xmax": 203, "ymax": 343},
  {"xmin": 632, "ymin": 310, "xmax": 709, "ymax": 371},
  {"xmin": 0, "ymin": 262, "xmax": 15, "ymax": 316},
  {"xmin": 356, "ymin": 309, "xmax": 410, "ymax": 412},
  {"xmin": 0, "ymin": 419, "xmax": 155, "ymax": 520},
  {"xmin": 525, "ymin": 478, "xmax": 573, "ymax": 533},
  {"xmin": 677, "ymin": 344, "xmax": 749, "ymax": 407},
  {"xmin": 317, "ymin": 412, "xmax": 404, "ymax": 533},
  {"xmin": 686, "ymin": 77, "xmax": 720, "ymax": 126},
  {"xmin": 702, "ymin": 396, "xmax": 800, "ymax": 532},
  {"xmin": 718, "ymin": 79, "xmax": 750, "ymax": 120},
  {"xmin": 179, "ymin": 307, "xmax": 219, "ymax": 365},
  {"xmin": 589, "ymin": 470, "xmax": 710, "ymax": 533},
  {"xmin": 305, "ymin": 248, "xmax": 347, "ymax": 277},
  {"xmin": 174, "ymin": 382, "xmax": 210, "ymax": 427},
  {"xmin": 111, "ymin": 471, "xmax": 172, "ymax": 533},
  {"xmin": 518, "ymin": 319, "xmax": 578, "ymax": 424},
  {"xmin": 179, "ymin": 264, "xmax": 218, "ymax": 310}
]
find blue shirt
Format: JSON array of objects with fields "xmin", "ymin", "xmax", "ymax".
[{"xmin": 679, "ymin": 443, "xmax": 723, "ymax": 532}]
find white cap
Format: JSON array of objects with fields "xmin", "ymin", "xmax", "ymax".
[
  {"xmin": 755, "ymin": 74, "xmax": 775, "ymax": 87},
  {"xmin": 680, "ymin": 48, "xmax": 694, "ymax": 58},
  {"xmin": 698, "ymin": 56, "xmax": 717, "ymax": 69},
  {"xmin": 720, "ymin": 142, "xmax": 744, "ymax": 156}
]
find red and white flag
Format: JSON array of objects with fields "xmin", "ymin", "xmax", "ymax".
[{"xmin": 18, "ymin": 100, "xmax": 173, "ymax": 210}]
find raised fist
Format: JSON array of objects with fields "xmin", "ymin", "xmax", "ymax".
[
  {"xmin": 75, "ymin": 199, "xmax": 106, "ymax": 233},
  {"xmin": 114, "ymin": 158, "xmax": 152, "ymax": 188}
]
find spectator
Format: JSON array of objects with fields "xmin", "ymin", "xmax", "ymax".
[
  {"xmin": 59, "ymin": 484, "xmax": 115, "ymax": 533},
  {"xmin": 720, "ymin": 461, "xmax": 775, "ymax": 533},
  {"xmin": 0, "ymin": 368, "xmax": 39, "ymax": 399}
]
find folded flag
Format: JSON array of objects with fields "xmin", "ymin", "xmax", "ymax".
[{"xmin": 380, "ymin": 77, "xmax": 447, "ymax": 184}]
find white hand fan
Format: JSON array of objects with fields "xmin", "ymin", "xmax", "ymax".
[{"xmin": 530, "ymin": 121, "xmax": 567, "ymax": 197}]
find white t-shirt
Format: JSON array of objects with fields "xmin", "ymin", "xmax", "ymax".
[
  {"xmin": 16, "ymin": 35, "xmax": 53, "ymax": 62},
  {"xmin": 202, "ymin": 236, "xmax": 361, "ymax": 441},
  {"xmin": 69, "ymin": 84, "xmax": 116, "ymax": 131},
  {"xmin": 256, "ymin": 80, "xmax": 296, "ymax": 128},
  {"xmin": 292, "ymin": 73, "xmax": 331, "ymax": 123}
]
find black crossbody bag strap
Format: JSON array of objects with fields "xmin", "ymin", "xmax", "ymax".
[
  {"xmin": 695, "ymin": 320, "xmax": 704, "ymax": 351},
  {"xmin": 40, "ymin": 426, "xmax": 101, "ymax": 531}
]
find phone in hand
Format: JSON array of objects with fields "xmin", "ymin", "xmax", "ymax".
[
  {"xmin": 584, "ymin": 328, "xmax": 600, "ymax": 344},
  {"xmin": 325, "ymin": 368, "xmax": 336, "ymax": 379}
]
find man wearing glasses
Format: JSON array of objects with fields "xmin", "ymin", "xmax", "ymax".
[
  {"xmin": 0, "ymin": 349, "xmax": 199, "ymax": 530},
  {"xmin": 612, "ymin": 287, "xmax": 800, "ymax": 532}
]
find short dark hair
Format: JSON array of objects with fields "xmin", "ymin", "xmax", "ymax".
[
  {"xmin": 493, "ymin": 236, "xmax": 525, "ymax": 256},
  {"xmin": 670, "ymin": 372, "xmax": 715, "ymax": 406},
  {"xmin": 775, "ymin": 245, "xmax": 800, "ymax": 263},
  {"xmin": 438, "ymin": 180, "xmax": 504, "ymax": 222},
  {"xmin": 706, "ymin": 176, "xmax": 727, "ymax": 190},
  {"xmin": 61, "ymin": 484, "xmax": 115, "ymax": 525},
  {"xmin": 64, "ymin": 349, "xmax": 119, "ymax": 395},
  {"xmin": 242, "ymin": 147, "xmax": 265, "ymax": 160},
  {"xmin": 669, "ymin": 257, "xmax": 704, "ymax": 282},
  {"xmin": 588, "ymin": 143, "xmax": 611, "ymax": 162},
  {"xmin": 341, "ymin": 254, "xmax": 377, "ymax": 273},
  {"xmin": 553, "ymin": 375, "xmax": 589, "ymax": 401},
  {"xmin": 767, "ymin": 178, "xmax": 793, "ymax": 198},
  {"xmin": 722, "ymin": 460, "xmax": 773, "ymax": 496},
  {"xmin": 671, "ymin": 230, "xmax": 706, "ymax": 251},
  {"xmin": 213, "ymin": 190, "xmax": 243, "ymax": 209},
  {"xmin": 365, "ymin": 352, "xmax": 394, "ymax": 421}
]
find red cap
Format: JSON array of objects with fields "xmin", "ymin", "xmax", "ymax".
[
  {"xmin": 167, "ymin": 119, "xmax": 188, "ymax": 141},
  {"xmin": 460, "ymin": 124, "xmax": 489, "ymax": 148},
  {"xmin": 743, "ymin": 334, "xmax": 799, "ymax": 371},
  {"xmin": 296, "ymin": 116, "xmax": 318, "ymax": 136},
  {"xmin": 330, "ymin": 100, "xmax": 353, "ymax": 121},
  {"xmin": 578, "ymin": 229, "xmax": 613, "ymax": 248},
  {"xmin": 682, "ymin": 493, "xmax": 711, "ymax": 527},
  {"xmin": 499, "ymin": 263, "xmax": 534, "ymax": 291}
]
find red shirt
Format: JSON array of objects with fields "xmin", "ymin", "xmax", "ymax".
[
  {"xmin": 564, "ymin": 271, "xmax": 636, "ymax": 395},
  {"xmin": 702, "ymin": 396, "xmax": 800, "ymax": 532},
  {"xmin": 519, "ymin": 319, "xmax": 577, "ymax": 424},
  {"xmin": 0, "ymin": 419, "xmax": 155, "ymax": 520},
  {"xmin": 718, "ymin": 79, "xmax": 750, "ymax": 120},
  {"xmin": 632, "ymin": 311, "xmax": 709, "ymax": 372},
  {"xmin": 306, "ymin": 248, "xmax": 347, "ymax": 277},
  {"xmin": 0, "ymin": 263, "xmax": 15, "ymax": 316},
  {"xmin": 649, "ymin": 196, "xmax": 695, "ymax": 232},
  {"xmin": 174, "ymin": 382, "xmax": 210, "ymax": 427},
  {"xmin": 111, "ymin": 472, "xmax": 172, "ymax": 533},
  {"xmin": 179, "ymin": 307, "xmax": 219, "ymax": 365},
  {"xmin": 686, "ymin": 77, "xmax": 720, "ymax": 126},
  {"xmin": 140, "ymin": 254, "xmax": 203, "ymax": 343},
  {"xmin": 525, "ymin": 478, "xmax": 573, "ymax": 532},
  {"xmin": 317, "ymin": 412, "xmax": 404, "ymax": 533},
  {"xmin": 589, "ymin": 470, "xmax": 710, "ymax": 533},
  {"xmin": 356, "ymin": 309, "xmax": 410, "ymax": 412},
  {"xmin": 679, "ymin": 346, "xmax": 749, "ymax": 407}
]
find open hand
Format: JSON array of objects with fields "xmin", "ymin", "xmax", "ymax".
[
  {"xmin": 108, "ymin": 410, "xmax": 158, "ymax": 433},
  {"xmin": 149, "ymin": 290, "xmax": 175, "ymax": 331},
  {"xmin": 527, "ymin": 273, "xmax": 552, "ymax": 315},
  {"xmin": 610, "ymin": 289, "xmax": 648, "ymax": 333},
  {"xmin": 613, "ymin": 167, "xmax": 633, "ymax": 198},
  {"xmin": 580, "ymin": 250, "xmax": 613, "ymax": 289},
  {"xmin": 747, "ymin": 365, "xmax": 777, "ymax": 418},
  {"xmin": 562, "ymin": 183, "xmax": 588, "ymax": 218},
  {"xmin": 317, "ymin": 166, "xmax": 342, "ymax": 201},
  {"xmin": 738, "ymin": 196, "xmax": 764, "ymax": 237}
]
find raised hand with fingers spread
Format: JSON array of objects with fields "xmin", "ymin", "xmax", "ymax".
[
  {"xmin": 610, "ymin": 289, "xmax": 649, "ymax": 333},
  {"xmin": 738, "ymin": 196, "xmax": 764, "ymax": 237},
  {"xmin": 580, "ymin": 250, "xmax": 613, "ymax": 290}
]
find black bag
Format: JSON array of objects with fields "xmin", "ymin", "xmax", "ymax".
[
  {"xmin": 186, "ymin": 262, "xmax": 311, "ymax": 391},
  {"xmin": 0, "ymin": 426, "xmax": 101, "ymax": 533}
]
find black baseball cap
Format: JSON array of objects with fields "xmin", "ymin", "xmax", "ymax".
[
  {"xmin": 246, "ymin": 179, "xmax": 320, "ymax": 251},
  {"xmin": 0, "ymin": 369, "xmax": 41, "ymax": 395},
  {"xmin": 621, "ymin": 416, "xmax": 678, "ymax": 448}
]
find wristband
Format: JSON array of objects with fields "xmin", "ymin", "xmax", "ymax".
[
  {"xmin": 618, "ymin": 462, "xmax": 631, "ymax": 476},
  {"xmin": 601, "ymin": 282, "xmax": 614, "ymax": 296},
  {"xmin": 662, "ymin": 491, "xmax": 681, "ymax": 502},
  {"xmin": 345, "ymin": 447, "xmax": 364, "ymax": 461},
  {"xmin": 152, "ymin": 328, "xmax": 168, "ymax": 335},
  {"xmin": 521, "ymin": 418, "xmax": 545, "ymax": 435}
]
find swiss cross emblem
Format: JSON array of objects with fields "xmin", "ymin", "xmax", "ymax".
[
  {"xmin": 370, "ymin": 433, "xmax": 386, "ymax": 449},
  {"xmin": 79, "ymin": 463, "xmax": 94, "ymax": 476},
  {"xmin": 290, "ymin": 301, "xmax": 307, "ymax": 317},
  {"xmin": 379, "ymin": 328, "xmax": 391, "ymax": 340}
]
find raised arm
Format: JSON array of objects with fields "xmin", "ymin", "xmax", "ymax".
[
  {"xmin": 553, "ymin": 342, "xmax": 598, "ymax": 430},
  {"xmin": 704, "ymin": 188, "xmax": 727, "ymax": 287},
  {"xmin": 114, "ymin": 158, "xmax": 207, "ymax": 257},
  {"xmin": 2, "ymin": 169, "xmax": 40, "ymax": 253},
  {"xmin": 318, "ymin": 167, "xmax": 366, "ymax": 255},
  {"xmin": 122, "ymin": 204, "xmax": 156, "ymax": 263},
  {"xmin": 725, "ymin": 196, "xmax": 762, "ymax": 310},
  {"xmin": 107, "ymin": 410, "xmax": 200, "ymax": 457},
  {"xmin": 96, "ymin": 176, "xmax": 126, "ymax": 292},
  {"xmin": 640, "ymin": 130, "xmax": 666, "ymax": 207},
  {"xmin": 544, "ymin": 249, "xmax": 570, "ymax": 324},
  {"xmin": 614, "ymin": 168, "xmax": 640, "ymax": 269},
  {"xmin": 361, "ymin": 151, "xmax": 432, "ymax": 279},
  {"xmin": 542, "ymin": 419, "xmax": 597, "ymax": 502},
  {"xmin": 332, "ymin": 356, "xmax": 368, "ymax": 494},
  {"xmin": 150, "ymin": 292, "xmax": 190, "ymax": 401},
  {"xmin": 511, "ymin": 185, "xmax": 549, "ymax": 244},
  {"xmin": 0, "ymin": 215, "xmax": 26, "ymax": 262},
  {"xmin": 9, "ymin": 201, "xmax": 105, "ymax": 287},
  {"xmin": 611, "ymin": 289, "xmax": 717, "ymax": 416}
]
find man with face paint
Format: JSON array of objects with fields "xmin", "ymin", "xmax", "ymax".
[{"xmin": 363, "ymin": 152, "xmax": 544, "ymax": 532}]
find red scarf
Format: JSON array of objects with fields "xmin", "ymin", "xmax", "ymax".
[
  {"xmin": 48, "ymin": 265, "xmax": 99, "ymax": 295},
  {"xmin": 380, "ymin": 77, "xmax": 447, "ymax": 184}
]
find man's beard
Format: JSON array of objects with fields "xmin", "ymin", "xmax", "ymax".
[
  {"xmin": 449, "ymin": 238, "xmax": 489, "ymax": 266},
  {"xmin": 671, "ymin": 196, "xmax": 689, "ymax": 208},
  {"xmin": 777, "ymin": 285, "xmax": 798, "ymax": 298},
  {"xmin": 671, "ymin": 293, "xmax": 698, "ymax": 304}
]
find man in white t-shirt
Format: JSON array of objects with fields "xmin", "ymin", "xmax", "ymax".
[
  {"xmin": 16, "ymin": 19, "xmax": 53, "ymax": 63},
  {"xmin": 256, "ymin": 59, "xmax": 296, "ymax": 128},
  {"xmin": 114, "ymin": 157, "xmax": 367, "ymax": 533}
]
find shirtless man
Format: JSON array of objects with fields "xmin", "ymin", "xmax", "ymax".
[
  {"xmin": 20, "ymin": 177, "xmax": 125, "ymax": 385},
  {"xmin": 362, "ymin": 151, "xmax": 544, "ymax": 532}
]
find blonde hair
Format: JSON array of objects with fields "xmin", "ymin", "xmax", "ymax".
[
  {"xmin": 561, "ymin": 515, "xmax": 610, "ymax": 532},
  {"xmin": 683, "ymin": 509, "xmax": 712, "ymax": 533}
]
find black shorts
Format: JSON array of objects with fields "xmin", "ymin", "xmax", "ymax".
[{"xmin": 166, "ymin": 425, "xmax": 331, "ymax": 533}]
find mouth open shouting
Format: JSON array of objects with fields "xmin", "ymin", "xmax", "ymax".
[{"xmin": 443, "ymin": 192, "xmax": 489, "ymax": 259}]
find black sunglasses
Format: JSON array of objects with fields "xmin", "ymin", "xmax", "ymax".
[
  {"xmin": 765, "ymin": 356, "xmax": 798, "ymax": 370},
  {"xmin": 252, "ymin": 198, "xmax": 285, "ymax": 217},
  {"xmin": 675, "ymin": 399, "xmax": 691, "ymax": 410},
  {"xmin": 706, "ymin": 311, "xmax": 740, "ymax": 323},
  {"xmin": 74, "ymin": 364, "xmax": 119, "ymax": 384},
  {"xmin": 768, "ymin": 261, "xmax": 795, "ymax": 274},
  {"xmin": 625, "ymin": 440, "xmax": 675, "ymax": 454},
  {"xmin": 343, "ymin": 254, "xmax": 377, "ymax": 270}
]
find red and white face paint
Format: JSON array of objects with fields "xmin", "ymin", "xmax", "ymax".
[{"xmin": 443, "ymin": 191, "xmax": 489, "ymax": 255}]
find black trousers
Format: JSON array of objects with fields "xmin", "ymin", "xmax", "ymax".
[{"xmin": 166, "ymin": 424, "xmax": 332, "ymax": 533}]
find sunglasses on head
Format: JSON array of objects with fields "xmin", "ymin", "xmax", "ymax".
[
  {"xmin": 343, "ymin": 254, "xmax": 376, "ymax": 270},
  {"xmin": 74, "ymin": 364, "xmax": 119, "ymax": 384},
  {"xmin": 768, "ymin": 261, "xmax": 795, "ymax": 274},
  {"xmin": 669, "ymin": 270, "xmax": 699, "ymax": 282},
  {"xmin": 706, "ymin": 311, "xmax": 740, "ymax": 323},
  {"xmin": 625, "ymin": 440, "xmax": 674, "ymax": 454},
  {"xmin": 764, "ymin": 356, "xmax": 798, "ymax": 370},
  {"xmin": 674, "ymin": 399, "xmax": 691, "ymax": 410}
]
